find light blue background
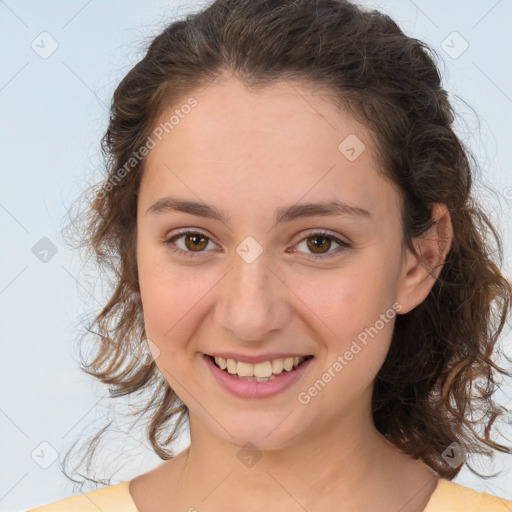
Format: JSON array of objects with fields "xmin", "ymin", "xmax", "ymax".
[{"xmin": 1, "ymin": 1, "xmax": 511, "ymax": 510}]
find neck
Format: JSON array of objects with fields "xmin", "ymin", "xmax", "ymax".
[{"xmin": 168, "ymin": 403, "xmax": 436, "ymax": 511}]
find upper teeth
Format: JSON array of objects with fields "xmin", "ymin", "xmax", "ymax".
[{"xmin": 214, "ymin": 356, "xmax": 307, "ymax": 378}]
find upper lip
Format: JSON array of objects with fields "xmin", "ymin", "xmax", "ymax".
[{"xmin": 206, "ymin": 352, "xmax": 313, "ymax": 364}]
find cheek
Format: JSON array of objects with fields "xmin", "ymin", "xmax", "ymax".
[
  {"xmin": 291, "ymin": 261, "xmax": 397, "ymax": 374},
  {"xmin": 294, "ymin": 265, "xmax": 395, "ymax": 334},
  {"xmin": 137, "ymin": 248, "xmax": 225, "ymax": 369},
  {"xmin": 138, "ymin": 270, "xmax": 204, "ymax": 382},
  {"xmin": 140, "ymin": 272, "xmax": 204, "ymax": 341}
]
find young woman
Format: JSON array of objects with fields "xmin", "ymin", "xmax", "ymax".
[{"xmin": 29, "ymin": 0, "xmax": 512, "ymax": 510}]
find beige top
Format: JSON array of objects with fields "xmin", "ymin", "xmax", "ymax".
[{"xmin": 27, "ymin": 478, "xmax": 512, "ymax": 511}]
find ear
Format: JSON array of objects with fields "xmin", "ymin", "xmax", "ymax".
[{"xmin": 396, "ymin": 203, "xmax": 453, "ymax": 315}]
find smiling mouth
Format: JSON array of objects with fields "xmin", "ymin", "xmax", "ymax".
[{"xmin": 206, "ymin": 354, "xmax": 314, "ymax": 382}]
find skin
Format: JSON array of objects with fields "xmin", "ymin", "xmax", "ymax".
[{"xmin": 130, "ymin": 73, "xmax": 453, "ymax": 511}]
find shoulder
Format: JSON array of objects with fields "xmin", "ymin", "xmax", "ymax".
[
  {"xmin": 424, "ymin": 478, "xmax": 512, "ymax": 512},
  {"xmin": 26, "ymin": 481, "xmax": 139, "ymax": 512}
]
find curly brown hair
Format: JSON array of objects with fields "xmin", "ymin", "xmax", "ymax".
[{"xmin": 62, "ymin": 0, "xmax": 512, "ymax": 487}]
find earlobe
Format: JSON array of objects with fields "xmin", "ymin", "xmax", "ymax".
[{"xmin": 396, "ymin": 203, "xmax": 453, "ymax": 314}]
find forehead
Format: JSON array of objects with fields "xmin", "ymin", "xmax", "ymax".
[{"xmin": 140, "ymin": 75, "xmax": 402, "ymax": 226}]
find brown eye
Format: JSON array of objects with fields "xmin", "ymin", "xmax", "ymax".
[
  {"xmin": 306, "ymin": 235, "xmax": 332, "ymax": 254},
  {"xmin": 164, "ymin": 230, "xmax": 350, "ymax": 260},
  {"xmin": 184, "ymin": 233, "xmax": 209, "ymax": 251},
  {"xmin": 293, "ymin": 231, "xmax": 351, "ymax": 259},
  {"xmin": 164, "ymin": 231, "xmax": 217, "ymax": 257}
]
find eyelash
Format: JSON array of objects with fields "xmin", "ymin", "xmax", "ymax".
[{"xmin": 163, "ymin": 229, "xmax": 351, "ymax": 260}]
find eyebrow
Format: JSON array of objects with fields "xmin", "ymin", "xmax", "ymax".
[{"xmin": 145, "ymin": 196, "xmax": 371, "ymax": 224}]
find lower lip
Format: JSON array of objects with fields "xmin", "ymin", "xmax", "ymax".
[{"xmin": 203, "ymin": 355, "xmax": 314, "ymax": 399}]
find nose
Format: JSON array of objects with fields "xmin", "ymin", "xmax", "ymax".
[{"xmin": 213, "ymin": 253, "xmax": 292, "ymax": 341}]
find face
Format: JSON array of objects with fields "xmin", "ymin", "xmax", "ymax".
[{"xmin": 136, "ymin": 74, "xmax": 410, "ymax": 450}]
